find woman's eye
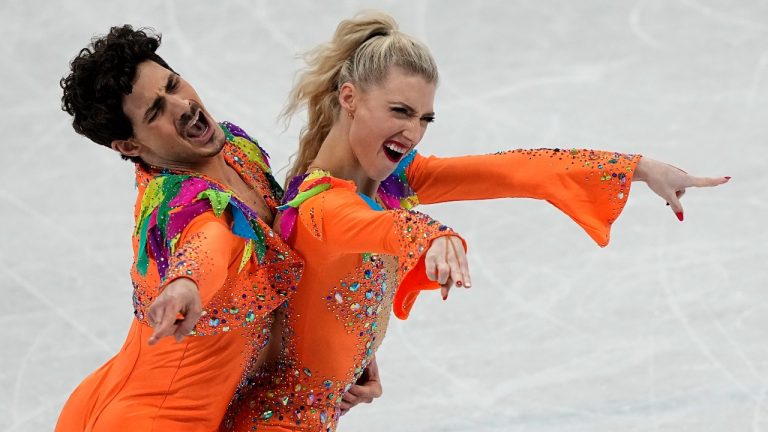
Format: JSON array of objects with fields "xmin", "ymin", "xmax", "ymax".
[
  {"xmin": 422, "ymin": 116, "xmax": 435, "ymax": 124},
  {"xmin": 391, "ymin": 107, "xmax": 409, "ymax": 115}
]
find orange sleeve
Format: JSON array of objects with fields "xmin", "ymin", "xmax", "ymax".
[
  {"xmin": 405, "ymin": 149, "xmax": 641, "ymax": 247},
  {"xmin": 160, "ymin": 211, "xmax": 235, "ymax": 306},
  {"xmin": 300, "ymin": 189, "xmax": 466, "ymax": 319}
]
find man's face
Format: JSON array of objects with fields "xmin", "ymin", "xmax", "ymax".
[{"xmin": 118, "ymin": 60, "xmax": 225, "ymax": 168}]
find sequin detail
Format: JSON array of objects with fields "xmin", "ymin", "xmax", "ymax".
[
  {"xmin": 221, "ymin": 172, "xmax": 457, "ymax": 432},
  {"xmin": 378, "ymin": 149, "xmax": 419, "ymax": 210},
  {"xmin": 492, "ymin": 148, "xmax": 638, "ymax": 226},
  {"xmin": 131, "ymin": 122, "xmax": 304, "ymax": 336},
  {"xmin": 278, "ymin": 150, "xmax": 420, "ymax": 242},
  {"xmin": 134, "ymin": 175, "xmax": 267, "ymax": 279}
]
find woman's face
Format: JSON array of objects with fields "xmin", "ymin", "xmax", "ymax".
[{"xmin": 346, "ymin": 66, "xmax": 436, "ymax": 181}]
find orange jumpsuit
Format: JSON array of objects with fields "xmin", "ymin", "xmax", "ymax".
[
  {"xmin": 221, "ymin": 148, "xmax": 640, "ymax": 432},
  {"xmin": 56, "ymin": 122, "xmax": 303, "ymax": 432}
]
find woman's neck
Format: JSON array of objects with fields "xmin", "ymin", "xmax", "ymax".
[{"xmin": 311, "ymin": 123, "xmax": 379, "ymax": 197}]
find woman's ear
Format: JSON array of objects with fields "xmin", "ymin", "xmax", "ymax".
[{"xmin": 338, "ymin": 82, "xmax": 357, "ymax": 113}]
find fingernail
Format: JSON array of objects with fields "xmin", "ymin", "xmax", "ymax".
[
  {"xmin": 442, "ymin": 294, "xmax": 447, "ymax": 301},
  {"xmin": 666, "ymin": 202, "xmax": 670, "ymax": 206},
  {"xmin": 456, "ymin": 281, "xmax": 463, "ymax": 287},
  {"xmin": 724, "ymin": 176, "xmax": 731, "ymax": 180},
  {"xmin": 676, "ymin": 211, "xmax": 684, "ymax": 222},
  {"xmin": 465, "ymin": 282, "xmax": 472, "ymax": 288}
]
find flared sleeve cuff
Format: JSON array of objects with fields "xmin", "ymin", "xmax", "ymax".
[
  {"xmin": 391, "ymin": 210, "xmax": 467, "ymax": 320},
  {"xmin": 545, "ymin": 152, "xmax": 641, "ymax": 247}
]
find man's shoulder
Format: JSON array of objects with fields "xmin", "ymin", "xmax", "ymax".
[{"xmin": 220, "ymin": 121, "xmax": 270, "ymax": 162}]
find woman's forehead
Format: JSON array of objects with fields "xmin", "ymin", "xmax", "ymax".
[{"xmin": 368, "ymin": 68, "xmax": 436, "ymax": 107}]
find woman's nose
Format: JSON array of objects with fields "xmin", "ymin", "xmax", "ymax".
[{"xmin": 402, "ymin": 119, "xmax": 424, "ymax": 144}]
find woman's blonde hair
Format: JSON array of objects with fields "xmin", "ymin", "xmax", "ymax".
[{"xmin": 283, "ymin": 11, "xmax": 439, "ymax": 182}]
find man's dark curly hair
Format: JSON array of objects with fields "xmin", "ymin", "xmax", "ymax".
[{"xmin": 61, "ymin": 25, "xmax": 175, "ymax": 163}]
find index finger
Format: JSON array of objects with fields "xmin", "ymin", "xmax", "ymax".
[
  {"xmin": 687, "ymin": 176, "xmax": 730, "ymax": 188},
  {"xmin": 148, "ymin": 303, "xmax": 180, "ymax": 346},
  {"xmin": 440, "ymin": 278, "xmax": 452, "ymax": 301},
  {"xmin": 341, "ymin": 390, "xmax": 360, "ymax": 404},
  {"xmin": 348, "ymin": 383, "xmax": 382, "ymax": 399}
]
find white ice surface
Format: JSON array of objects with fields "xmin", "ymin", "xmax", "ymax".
[{"xmin": 0, "ymin": 0, "xmax": 765, "ymax": 431}]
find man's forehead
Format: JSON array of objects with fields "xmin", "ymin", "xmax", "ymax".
[
  {"xmin": 132, "ymin": 61, "xmax": 170, "ymax": 93},
  {"xmin": 123, "ymin": 61, "xmax": 170, "ymax": 112}
]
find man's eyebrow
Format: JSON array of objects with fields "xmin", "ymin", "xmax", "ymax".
[
  {"xmin": 143, "ymin": 73, "xmax": 176, "ymax": 123},
  {"xmin": 143, "ymin": 96, "xmax": 164, "ymax": 123},
  {"xmin": 165, "ymin": 73, "xmax": 177, "ymax": 92}
]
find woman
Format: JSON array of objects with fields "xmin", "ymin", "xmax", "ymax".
[{"xmin": 219, "ymin": 12, "xmax": 727, "ymax": 432}]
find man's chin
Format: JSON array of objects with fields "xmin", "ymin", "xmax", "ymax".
[
  {"xmin": 212, "ymin": 133, "xmax": 227, "ymax": 153},
  {"xmin": 196, "ymin": 130, "xmax": 226, "ymax": 156}
]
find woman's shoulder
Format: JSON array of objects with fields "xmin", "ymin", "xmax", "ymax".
[
  {"xmin": 281, "ymin": 171, "xmax": 357, "ymax": 208},
  {"xmin": 277, "ymin": 171, "xmax": 364, "ymax": 242}
]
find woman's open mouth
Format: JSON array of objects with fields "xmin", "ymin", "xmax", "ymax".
[{"xmin": 383, "ymin": 140, "xmax": 409, "ymax": 163}]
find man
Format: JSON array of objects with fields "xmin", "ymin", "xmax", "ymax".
[{"xmin": 56, "ymin": 25, "xmax": 382, "ymax": 431}]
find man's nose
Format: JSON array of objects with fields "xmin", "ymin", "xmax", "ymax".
[{"xmin": 167, "ymin": 94, "xmax": 191, "ymax": 117}]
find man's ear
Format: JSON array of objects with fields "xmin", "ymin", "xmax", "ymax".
[
  {"xmin": 338, "ymin": 82, "xmax": 357, "ymax": 113},
  {"xmin": 111, "ymin": 139, "xmax": 141, "ymax": 158}
]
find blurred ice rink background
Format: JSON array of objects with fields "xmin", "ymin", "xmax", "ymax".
[{"xmin": 0, "ymin": 0, "xmax": 765, "ymax": 430}]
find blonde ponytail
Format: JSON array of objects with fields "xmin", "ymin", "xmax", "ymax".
[{"xmin": 283, "ymin": 11, "xmax": 438, "ymax": 182}]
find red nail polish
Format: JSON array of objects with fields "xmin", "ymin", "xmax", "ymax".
[
  {"xmin": 725, "ymin": 176, "xmax": 731, "ymax": 180},
  {"xmin": 676, "ymin": 211, "xmax": 684, "ymax": 221},
  {"xmin": 442, "ymin": 294, "xmax": 447, "ymax": 301},
  {"xmin": 456, "ymin": 281, "xmax": 463, "ymax": 287}
]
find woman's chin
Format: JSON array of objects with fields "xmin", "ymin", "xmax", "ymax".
[{"xmin": 373, "ymin": 169, "xmax": 395, "ymax": 182}]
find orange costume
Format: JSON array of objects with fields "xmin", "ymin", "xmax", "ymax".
[
  {"xmin": 222, "ymin": 148, "xmax": 641, "ymax": 431},
  {"xmin": 56, "ymin": 122, "xmax": 303, "ymax": 432}
]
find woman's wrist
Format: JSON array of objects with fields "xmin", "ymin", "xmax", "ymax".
[{"xmin": 632, "ymin": 156, "xmax": 648, "ymax": 182}]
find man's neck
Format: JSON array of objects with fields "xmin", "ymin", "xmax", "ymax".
[
  {"xmin": 151, "ymin": 153, "xmax": 232, "ymax": 187},
  {"xmin": 192, "ymin": 150, "xmax": 275, "ymax": 223},
  {"xmin": 194, "ymin": 153, "xmax": 236, "ymax": 187}
]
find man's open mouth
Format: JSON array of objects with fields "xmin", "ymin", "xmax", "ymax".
[
  {"xmin": 183, "ymin": 108, "xmax": 213, "ymax": 144},
  {"xmin": 383, "ymin": 140, "xmax": 409, "ymax": 163}
]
